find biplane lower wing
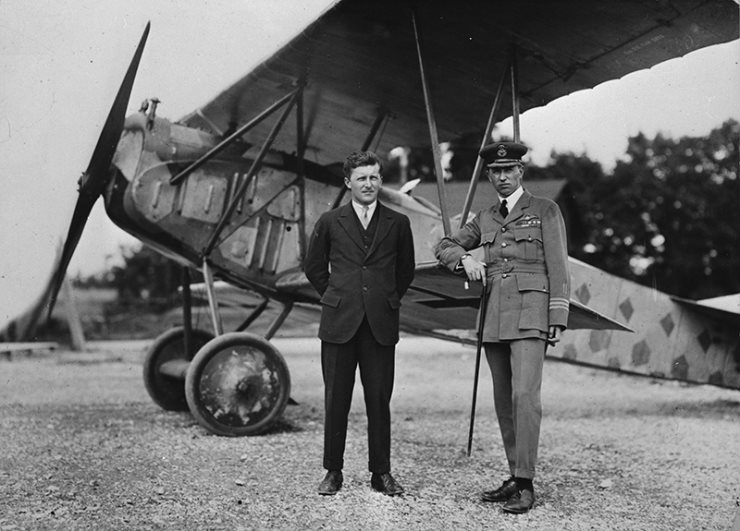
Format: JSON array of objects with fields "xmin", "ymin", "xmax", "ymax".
[
  {"xmin": 400, "ymin": 261, "xmax": 632, "ymax": 337},
  {"xmin": 670, "ymin": 294, "xmax": 740, "ymax": 327},
  {"xmin": 203, "ymin": 261, "xmax": 631, "ymax": 342},
  {"xmin": 225, "ymin": 259, "xmax": 632, "ymax": 337}
]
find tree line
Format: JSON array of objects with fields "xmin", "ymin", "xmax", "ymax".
[{"xmin": 543, "ymin": 119, "xmax": 738, "ymax": 299}]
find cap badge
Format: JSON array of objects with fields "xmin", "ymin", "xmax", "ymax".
[{"xmin": 496, "ymin": 145, "xmax": 507, "ymax": 157}]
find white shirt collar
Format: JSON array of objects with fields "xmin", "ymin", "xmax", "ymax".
[
  {"xmin": 499, "ymin": 186, "xmax": 523, "ymax": 210},
  {"xmin": 351, "ymin": 200, "xmax": 377, "ymax": 219}
]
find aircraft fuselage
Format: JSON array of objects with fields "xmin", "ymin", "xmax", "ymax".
[{"xmin": 103, "ymin": 111, "xmax": 442, "ymax": 302}]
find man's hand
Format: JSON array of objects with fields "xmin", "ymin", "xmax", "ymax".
[
  {"xmin": 461, "ymin": 255, "xmax": 487, "ymax": 286},
  {"xmin": 547, "ymin": 325, "xmax": 564, "ymax": 345}
]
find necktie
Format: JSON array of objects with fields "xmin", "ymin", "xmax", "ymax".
[
  {"xmin": 500, "ymin": 199, "xmax": 508, "ymax": 218},
  {"xmin": 361, "ymin": 205, "xmax": 369, "ymax": 229}
]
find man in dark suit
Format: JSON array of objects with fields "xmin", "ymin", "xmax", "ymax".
[
  {"xmin": 436, "ymin": 142, "xmax": 569, "ymax": 514},
  {"xmin": 305, "ymin": 151, "xmax": 415, "ymax": 496}
]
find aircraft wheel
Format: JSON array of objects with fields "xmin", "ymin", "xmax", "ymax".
[
  {"xmin": 185, "ymin": 332, "xmax": 291, "ymax": 436},
  {"xmin": 143, "ymin": 327, "xmax": 214, "ymax": 411}
]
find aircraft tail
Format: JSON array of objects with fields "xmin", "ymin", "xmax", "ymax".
[{"xmin": 549, "ymin": 258, "xmax": 740, "ymax": 389}]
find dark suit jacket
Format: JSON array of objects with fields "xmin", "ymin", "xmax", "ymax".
[{"xmin": 305, "ymin": 201, "xmax": 415, "ymax": 346}]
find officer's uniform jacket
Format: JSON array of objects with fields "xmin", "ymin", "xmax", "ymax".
[
  {"xmin": 436, "ymin": 189, "xmax": 569, "ymax": 342},
  {"xmin": 305, "ymin": 201, "xmax": 415, "ymax": 346}
]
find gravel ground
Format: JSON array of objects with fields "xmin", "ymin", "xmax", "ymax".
[{"xmin": 1, "ymin": 336, "xmax": 739, "ymax": 530}]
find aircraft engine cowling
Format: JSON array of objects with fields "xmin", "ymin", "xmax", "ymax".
[{"xmin": 116, "ymin": 114, "xmax": 223, "ymax": 180}]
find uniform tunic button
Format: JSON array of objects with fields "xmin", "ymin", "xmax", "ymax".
[
  {"xmin": 501, "ymin": 227, "xmax": 506, "ymax": 232},
  {"xmin": 502, "ymin": 274, "xmax": 508, "ymax": 278},
  {"xmin": 362, "ymin": 286, "xmax": 368, "ymax": 292},
  {"xmin": 503, "ymin": 258, "xmax": 508, "ymax": 262},
  {"xmin": 502, "ymin": 242, "xmax": 507, "ymax": 247},
  {"xmin": 362, "ymin": 266, "xmax": 367, "ymax": 270}
]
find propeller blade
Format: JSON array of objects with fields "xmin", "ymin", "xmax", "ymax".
[
  {"xmin": 46, "ymin": 22, "xmax": 150, "ymax": 318},
  {"xmin": 86, "ymin": 22, "xmax": 150, "ymax": 193}
]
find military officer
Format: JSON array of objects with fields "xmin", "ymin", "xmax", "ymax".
[{"xmin": 435, "ymin": 141, "xmax": 569, "ymax": 514}]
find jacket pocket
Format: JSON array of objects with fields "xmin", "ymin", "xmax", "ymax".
[
  {"xmin": 513, "ymin": 227, "xmax": 543, "ymax": 261},
  {"xmin": 480, "ymin": 231, "xmax": 497, "ymax": 245},
  {"xmin": 480, "ymin": 231, "xmax": 497, "ymax": 263},
  {"xmin": 320, "ymin": 293, "xmax": 341, "ymax": 308},
  {"xmin": 516, "ymin": 273, "xmax": 549, "ymax": 293},
  {"xmin": 516, "ymin": 274, "xmax": 548, "ymax": 332},
  {"xmin": 387, "ymin": 294, "xmax": 401, "ymax": 310}
]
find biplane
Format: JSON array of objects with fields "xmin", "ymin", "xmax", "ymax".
[{"xmin": 6, "ymin": 0, "xmax": 739, "ymax": 436}]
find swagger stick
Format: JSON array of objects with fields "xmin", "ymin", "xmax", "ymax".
[{"xmin": 466, "ymin": 284, "xmax": 489, "ymax": 457}]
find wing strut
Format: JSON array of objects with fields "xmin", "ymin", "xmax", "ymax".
[
  {"xmin": 510, "ymin": 45, "xmax": 521, "ymax": 142},
  {"xmin": 411, "ymin": 9, "xmax": 452, "ymax": 237},
  {"xmin": 170, "ymin": 87, "xmax": 301, "ymax": 185},
  {"xmin": 201, "ymin": 259, "xmax": 224, "ymax": 336},
  {"xmin": 458, "ymin": 45, "xmax": 522, "ymax": 227},
  {"xmin": 295, "ymin": 86, "xmax": 308, "ymax": 259},
  {"xmin": 201, "ymin": 87, "xmax": 302, "ymax": 257},
  {"xmin": 458, "ymin": 62, "xmax": 510, "ymax": 230}
]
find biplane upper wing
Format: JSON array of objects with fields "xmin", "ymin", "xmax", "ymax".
[{"xmin": 182, "ymin": 0, "xmax": 738, "ymax": 165}]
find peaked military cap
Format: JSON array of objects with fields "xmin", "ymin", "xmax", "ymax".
[{"xmin": 480, "ymin": 141, "xmax": 528, "ymax": 167}]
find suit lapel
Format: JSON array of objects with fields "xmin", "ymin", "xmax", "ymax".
[{"xmin": 337, "ymin": 203, "xmax": 366, "ymax": 252}]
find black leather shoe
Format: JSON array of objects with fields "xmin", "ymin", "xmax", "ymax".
[
  {"xmin": 481, "ymin": 477, "xmax": 518, "ymax": 502},
  {"xmin": 371, "ymin": 472, "xmax": 404, "ymax": 496},
  {"xmin": 502, "ymin": 489, "xmax": 535, "ymax": 514},
  {"xmin": 318, "ymin": 470, "xmax": 343, "ymax": 495}
]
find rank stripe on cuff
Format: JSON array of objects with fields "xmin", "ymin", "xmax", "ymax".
[{"xmin": 548, "ymin": 298, "xmax": 570, "ymax": 310}]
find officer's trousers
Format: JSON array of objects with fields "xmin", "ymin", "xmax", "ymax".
[{"xmin": 484, "ymin": 338, "xmax": 545, "ymax": 479}]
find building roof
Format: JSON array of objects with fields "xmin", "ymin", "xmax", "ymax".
[{"xmin": 411, "ymin": 179, "xmax": 568, "ymax": 215}]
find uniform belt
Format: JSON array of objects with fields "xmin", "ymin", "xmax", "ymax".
[{"xmin": 486, "ymin": 263, "xmax": 546, "ymax": 277}]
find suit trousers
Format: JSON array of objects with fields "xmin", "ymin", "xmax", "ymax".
[
  {"xmin": 321, "ymin": 317, "xmax": 395, "ymax": 473},
  {"xmin": 484, "ymin": 338, "xmax": 545, "ymax": 479}
]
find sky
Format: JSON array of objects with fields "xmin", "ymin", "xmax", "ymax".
[{"xmin": 0, "ymin": 0, "xmax": 738, "ymax": 327}]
